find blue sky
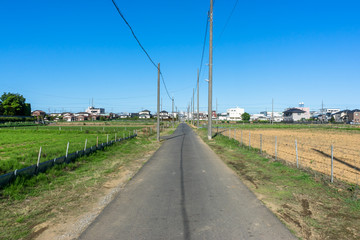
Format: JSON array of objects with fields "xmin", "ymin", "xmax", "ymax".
[{"xmin": 1, "ymin": 0, "xmax": 359, "ymax": 114}]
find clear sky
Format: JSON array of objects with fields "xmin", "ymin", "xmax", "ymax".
[{"xmin": 1, "ymin": 0, "xmax": 359, "ymax": 114}]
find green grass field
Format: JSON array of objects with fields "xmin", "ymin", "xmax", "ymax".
[{"xmin": 0, "ymin": 125, "xmax": 143, "ymax": 174}]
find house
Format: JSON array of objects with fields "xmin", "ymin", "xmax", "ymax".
[
  {"xmin": 75, "ymin": 112, "xmax": 90, "ymax": 121},
  {"xmin": 260, "ymin": 111, "xmax": 283, "ymax": 122},
  {"xmin": 32, "ymin": 110, "xmax": 46, "ymax": 117},
  {"xmin": 352, "ymin": 111, "xmax": 360, "ymax": 124},
  {"xmin": 283, "ymin": 108, "xmax": 309, "ymax": 122},
  {"xmin": 218, "ymin": 113, "xmax": 228, "ymax": 121},
  {"xmin": 32, "ymin": 110, "xmax": 46, "ymax": 122},
  {"xmin": 86, "ymin": 106, "xmax": 105, "ymax": 115},
  {"xmin": 250, "ymin": 114, "xmax": 268, "ymax": 121},
  {"xmin": 226, "ymin": 107, "xmax": 245, "ymax": 121},
  {"xmin": 63, "ymin": 112, "xmax": 75, "ymax": 122},
  {"xmin": 332, "ymin": 110, "xmax": 350, "ymax": 123},
  {"xmin": 119, "ymin": 113, "xmax": 129, "ymax": 118},
  {"xmin": 159, "ymin": 110, "xmax": 169, "ymax": 120},
  {"xmin": 348, "ymin": 110, "xmax": 360, "ymax": 124},
  {"xmin": 139, "ymin": 110, "xmax": 151, "ymax": 119}
]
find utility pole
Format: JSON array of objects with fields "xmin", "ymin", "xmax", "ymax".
[
  {"xmin": 193, "ymin": 88, "xmax": 195, "ymax": 126},
  {"xmin": 187, "ymin": 104, "xmax": 190, "ymax": 122},
  {"xmin": 172, "ymin": 97, "xmax": 174, "ymax": 128},
  {"xmin": 208, "ymin": 0, "xmax": 213, "ymax": 140},
  {"xmin": 197, "ymin": 68, "xmax": 200, "ymax": 127},
  {"xmin": 157, "ymin": 63, "xmax": 160, "ymax": 142},
  {"xmin": 272, "ymin": 98, "xmax": 274, "ymax": 125},
  {"xmin": 321, "ymin": 100, "xmax": 324, "ymax": 123},
  {"xmin": 216, "ymin": 98, "xmax": 218, "ymax": 124}
]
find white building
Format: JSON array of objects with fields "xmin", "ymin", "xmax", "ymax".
[
  {"xmin": 326, "ymin": 108, "xmax": 341, "ymax": 114},
  {"xmin": 226, "ymin": 107, "xmax": 245, "ymax": 121},
  {"xmin": 86, "ymin": 106, "xmax": 105, "ymax": 115},
  {"xmin": 260, "ymin": 111, "xmax": 283, "ymax": 122},
  {"xmin": 250, "ymin": 114, "xmax": 268, "ymax": 121}
]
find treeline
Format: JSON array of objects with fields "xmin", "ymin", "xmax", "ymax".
[{"xmin": 0, "ymin": 92, "xmax": 31, "ymax": 116}]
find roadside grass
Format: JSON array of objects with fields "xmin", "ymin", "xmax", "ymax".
[
  {"xmin": 197, "ymin": 128, "xmax": 360, "ymax": 240},
  {"xmin": 0, "ymin": 133, "xmax": 161, "ymax": 240},
  {"xmin": 0, "ymin": 126, "xmax": 142, "ymax": 174}
]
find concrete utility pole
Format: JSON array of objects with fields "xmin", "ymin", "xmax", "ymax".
[
  {"xmin": 216, "ymin": 98, "xmax": 218, "ymax": 124},
  {"xmin": 208, "ymin": 0, "xmax": 213, "ymax": 140},
  {"xmin": 172, "ymin": 97, "xmax": 174, "ymax": 128},
  {"xmin": 193, "ymin": 88, "xmax": 195, "ymax": 125},
  {"xmin": 197, "ymin": 68, "xmax": 200, "ymax": 127},
  {"xmin": 157, "ymin": 63, "xmax": 160, "ymax": 142},
  {"xmin": 187, "ymin": 104, "xmax": 190, "ymax": 122},
  {"xmin": 321, "ymin": 100, "xmax": 324, "ymax": 123},
  {"xmin": 272, "ymin": 98, "xmax": 274, "ymax": 125}
]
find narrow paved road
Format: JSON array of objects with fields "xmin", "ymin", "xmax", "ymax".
[{"xmin": 80, "ymin": 123, "xmax": 296, "ymax": 240}]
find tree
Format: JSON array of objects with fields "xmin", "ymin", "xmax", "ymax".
[
  {"xmin": 0, "ymin": 92, "xmax": 30, "ymax": 116},
  {"xmin": 241, "ymin": 112, "xmax": 250, "ymax": 121}
]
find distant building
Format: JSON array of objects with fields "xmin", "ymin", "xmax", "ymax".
[
  {"xmin": 283, "ymin": 108, "xmax": 309, "ymax": 122},
  {"xmin": 63, "ymin": 112, "xmax": 75, "ymax": 122},
  {"xmin": 218, "ymin": 113, "xmax": 227, "ymax": 121},
  {"xmin": 250, "ymin": 114, "xmax": 268, "ymax": 121},
  {"xmin": 86, "ymin": 106, "xmax": 105, "ymax": 115},
  {"xmin": 32, "ymin": 110, "xmax": 46, "ymax": 122},
  {"xmin": 259, "ymin": 111, "xmax": 283, "ymax": 122},
  {"xmin": 139, "ymin": 110, "xmax": 151, "ymax": 119},
  {"xmin": 31, "ymin": 110, "xmax": 46, "ymax": 118},
  {"xmin": 74, "ymin": 112, "xmax": 90, "ymax": 121},
  {"xmin": 159, "ymin": 110, "xmax": 169, "ymax": 120},
  {"xmin": 226, "ymin": 107, "xmax": 245, "ymax": 121},
  {"xmin": 326, "ymin": 108, "xmax": 340, "ymax": 114}
]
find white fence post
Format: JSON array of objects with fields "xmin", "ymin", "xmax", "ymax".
[
  {"xmin": 249, "ymin": 132, "xmax": 251, "ymax": 150},
  {"xmin": 275, "ymin": 136, "xmax": 278, "ymax": 160},
  {"xmin": 241, "ymin": 130, "xmax": 243, "ymax": 145},
  {"xmin": 115, "ymin": 133, "xmax": 117, "ymax": 141},
  {"xmin": 295, "ymin": 139, "xmax": 299, "ymax": 168},
  {"xmin": 96, "ymin": 136, "xmax": 99, "ymax": 147},
  {"xmin": 260, "ymin": 134, "xmax": 262, "ymax": 154},
  {"xmin": 37, "ymin": 147, "xmax": 42, "ymax": 167},
  {"xmin": 66, "ymin": 142, "xmax": 69, "ymax": 158},
  {"xmin": 84, "ymin": 139, "xmax": 87, "ymax": 151},
  {"xmin": 331, "ymin": 145, "xmax": 334, "ymax": 183}
]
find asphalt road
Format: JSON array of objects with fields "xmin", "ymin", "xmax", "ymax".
[{"xmin": 79, "ymin": 123, "xmax": 296, "ymax": 240}]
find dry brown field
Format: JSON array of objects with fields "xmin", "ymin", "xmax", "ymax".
[{"xmin": 221, "ymin": 127, "xmax": 360, "ymax": 185}]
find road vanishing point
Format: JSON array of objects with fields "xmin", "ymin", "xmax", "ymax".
[{"xmin": 80, "ymin": 123, "xmax": 296, "ymax": 240}]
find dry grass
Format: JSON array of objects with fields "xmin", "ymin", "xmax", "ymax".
[{"xmin": 221, "ymin": 128, "xmax": 360, "ymax": 185}]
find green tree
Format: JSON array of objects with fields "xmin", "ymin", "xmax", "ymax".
[
  {"xmin": 241, "ymin": 112, "xmax": 250, "ymax": 121},
  {"xmin": 0, "ymin": 92, "xmax": 30, "ymax": 116}
]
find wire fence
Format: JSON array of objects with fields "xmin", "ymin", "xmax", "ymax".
[
  {"xmin": 216, "ymin": 127, "xmax": 360, "ymax": 186},
  {"xmin": 0, "ymin": 132, "xmax": 138, "ymax": 189}
]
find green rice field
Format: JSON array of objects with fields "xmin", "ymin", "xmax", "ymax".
[{"xmin": 0, "ymin": 125, "xmax": 142, "ymax": 174}]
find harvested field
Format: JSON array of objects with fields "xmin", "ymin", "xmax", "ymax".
[{"xmin": 220, "ymin": 127, "xmax": 360, "ymax": 185}]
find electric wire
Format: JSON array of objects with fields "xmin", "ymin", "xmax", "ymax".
[
  {"xmin": 111, "ymin": 0, "xmax": 172, "ymax": 101},
  {"xmin": 215, "ymin": 0, "xmax": 239, "ymax": 46}
]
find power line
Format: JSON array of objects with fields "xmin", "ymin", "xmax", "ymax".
[
  {"xmin": 215, "ymin": 0, "xmax": 239, "ymax": 46},
  {"xmin": 198, "ymin": 13, "xmax": 209, "ymax": 86},
  {"xmin": 111, "ymin": 0, "xmax": 172, "ymax": 101}
]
